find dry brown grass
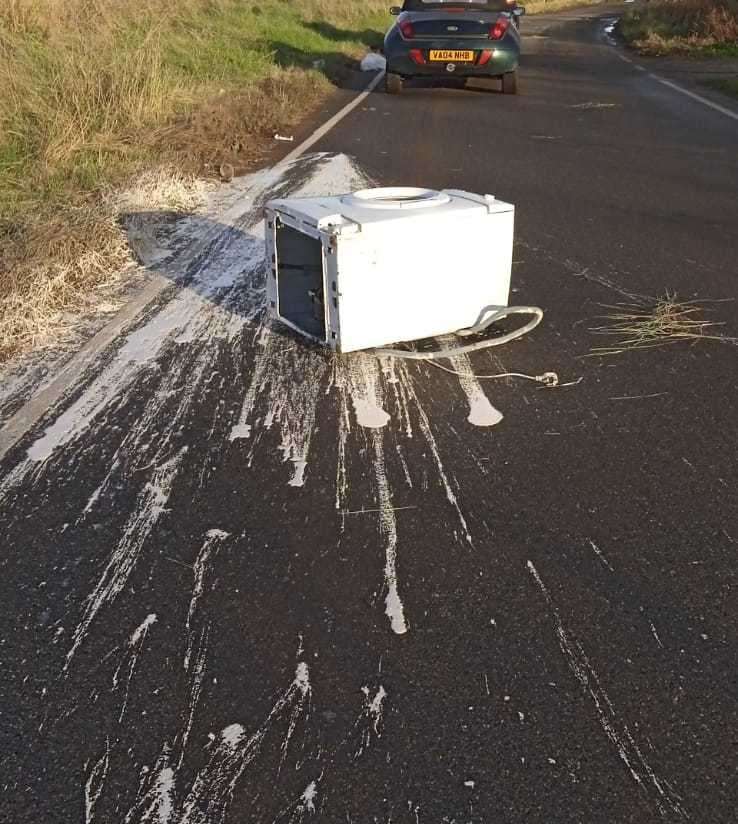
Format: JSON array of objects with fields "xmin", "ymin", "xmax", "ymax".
[
  {"xmin": 588, "ymin": 294, "xmax": 737, "ymax": 356},
  {"xmin": 621, "ymin": 0, "xmax": 738, "ymax": 55},
  {"xmin": 0, "ymin": 0, "xmax": 388, "ymax": 363},
  {"xmin": 0, "ymin": 168, "xmax": 210, "ymax": 360}
]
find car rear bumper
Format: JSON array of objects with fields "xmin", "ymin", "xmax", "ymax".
[{"xmin": 387, "ymin": 48, "xmax": 518, "ymax": 78}]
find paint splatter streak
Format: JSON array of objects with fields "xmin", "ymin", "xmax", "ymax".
[{"xmin": 527, "ymin": 560, "xmax": 688, "ymax": 821}]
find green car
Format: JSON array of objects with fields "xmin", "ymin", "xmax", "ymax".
[{"xmin": 383, "ymin": 0, "xmax": 525, "ymax": 95}]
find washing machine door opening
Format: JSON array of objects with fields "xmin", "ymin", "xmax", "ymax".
[{"xmin": 275, "ymin": 222, "xmax": 327, "ymax": 342}]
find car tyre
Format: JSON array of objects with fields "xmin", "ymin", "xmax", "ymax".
[
  {"xmin": 386, "ymin": 73, "xmax": 404, "ymax": 95},
  {"xmin": 502, "ymin": 70, "xmax": 518, "ymax": 95}
]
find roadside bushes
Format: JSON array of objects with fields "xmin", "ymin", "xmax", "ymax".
[{"xmin": 621, "ymin": 0, "xmax": 738, "ymax": 55}]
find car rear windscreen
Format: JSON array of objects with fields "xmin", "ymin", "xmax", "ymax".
[{"xmin": 402, "ymin": 0, "xmax": 513, "ymax": 11}]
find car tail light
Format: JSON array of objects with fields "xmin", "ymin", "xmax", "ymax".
[
  {"xmin": 489, "ymin": 18, "xmax": 510, "ymax": 40},
  {"xmin": 399, "ymin": 19, "xmax": 415, "ymax": 39},
  {"xmin": 478, "ymin": 50, "xmax": 493, "ymax": 66},
  {"xmin": 409, "ymin": 49, "xmax": 426, "ymax": 65}
]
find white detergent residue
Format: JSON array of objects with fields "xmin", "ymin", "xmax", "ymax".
[
  {"xmin": 301, "ymin": 781, "xmax": 318, "ymax": 813},
  {"xmin": 649, "ymin": 622, "xmax": 664, "ymax": 649},
  {"xmin": 84, "ymin": 741, "xmax": 110, "ymax": 824},
  {"xmin": 588, "ymin": 539, "xmax": 614, "ymax": 572},
  {"xmin": 179, "ymin": 662, "xmax": 312, "ymax": 824},
  {"xmin": 371, "ymin": 431, "xmax": 408, "ymax": 635},
  {"xmin": 397, "ymin": 362, "xmax": 473, "ymax": 544},
  {"xmin": 123, "ymin": 748, "xmax": 175, "ymax": 824},
  {"xmin": 130, "ymin": 613, "xmax": 157, "ymax": 646},
  {"xmin": 8, "ymin": 154, "xmax": 361, "ymax": 496},
  {"xmin": 221, "ymin": 723, "xmax": 246, "ymax": 749},
  {"xmin": 65, "ymin": 449, "xmax": 186, "ymax": 673},
  {"xmin": 179, "ymin": 530, "xmax": 230, "ymax": 764},
  {"xmin": 82, "ymin": 457, "xmax": 120, "ymax": 516},
  {"xmin": 446, "ymin": 347, "xmax": 503, "ymax": 427},
  {"xmin": 527, "ymin": 560, "xmax": 688, "ymax": 821},
  {"xmin": 229, "ymin": 314, "xmax": 330, "ymax": 487},
  {"xmin": 381, "ymin": 356, "xmax": 414, "ymax": 438},
  {"xmin": 346, "ymin": 354, "xmax": 390, "ymax": 429},
  {"xmin": 289, "ymin": 459, "xmax": 308, "ymax": 487},
  {"xmin": 113, "ymin": 613, "xmax": 158, "ymax": 722},
  {"xmin": 229, "ymin": 316, "xmax": 275, "ymax": 442},
  {"xmin": 367, "ymin": 684, "xmax": 387, "ymax": 733},
  {"xmin": 355, "ymin": 685, "xmax": 388, "ymax": 759},
  {"xmin": 151, "ymin": 767, "xmax": 175, "ymax": 824},
  {"xmin": 185, "ymin": 531, "xmax": 228, "ymax": 670}
]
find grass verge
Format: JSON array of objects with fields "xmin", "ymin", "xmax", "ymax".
[
  {"xmin": 524, "ymin": 0, "xmax": 605, "ymax": 12},
  {"xmin": 0, "ymin": 0, "xmax": 388, "ymax": 362},
  {"xmin": 620, "ymin": 0, "xmax": 738, "ymax": 56},
  {"xmin": 702, "ymin": 76, "xmax": 738, "ymax": 99}
]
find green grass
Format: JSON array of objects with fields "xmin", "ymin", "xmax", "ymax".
[
  {"xmin": 0, "ymin": 0, "xmax": 389, "ymax": 223},
  {"xmin": 0, "ymin": 0, "xmax": 391, "ymax": 361}
]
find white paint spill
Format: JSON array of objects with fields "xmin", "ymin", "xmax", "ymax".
[
  {"xmin": 184, "ymin": 531, "xmax": 228, "ymax": 671},
  {"xmin": 179, "ymin": 530, "xmax": 230, "ymax": 765},
  {"xmin": 82, "ymin": 458, "xmax": 120, "ymax": 516},
  {"xmin": 381, "ymin": 356, "xmax": 414, "ymax": 438},
  {"xmin": 344, "ymin": 353, "xmax": 390, "ymax": 429},
  {"xmin": 352, "ymin": 395, "xmax": 390, "ymax": 428},
  {"xmin": 367, "ymin": 685, "xmax": 387, "ymax": 733},
  {"xmin": 131, "ymin": 613, "xmax": 158, "ymax": 646},
  {"xmin": 301, "ymin": 781, "xmax": 318, "ymax": 813},
  {"xmin": 398, "ymin": 361, "xmax": 473, "ymax": 544},
  {"xmin": 446, "ymin": 347, "xmax": 503, "ymax": 427},
  {"xmin": 65, "ymin": 449, "xmax": 186, "ymax": 673},
  {"xmin": 179, "ymin": 662, "xmax": 312, "ymax": 824},
  {"xmin": 113, "ymin": 613, "xmax": 158, "ymax": 722},
  {"xmin": 288, "ymin": 459, "xmax": 308, "ymax": 487},
  {"xmin": 2, "ymin": 153, "xmax": 364, "ymax": 510},
  {"xmin": 124, "ymin": 748, "xmax": 175, "ymax": 824},
  {"xmin": 228, "ymin": 317, "xmax": 276, "ymax": 443},
  {"xmin": 371, "ymin": 430, "xmax": 408, "ymax": 635},
  {"xmin": 649, "ymin": 622, "xmax": 664, "ymax": 649},
  {"xmin": 588, "ymin": 539, "xmax": 614, "ymax": 572},
  {"xmin": 354, "ymin": 685, "xmax": 388, "ymax": 760},
  {"xmin": 84, "ymin": 741, "xmax": 110, "ymax": 824},
  {"xmin": 527, "ymin": 560, "xmax": 689, "ymax": 820},
  {"xmin": 221, "ymin": 723, "xmax": 246, "ymax": 749}
]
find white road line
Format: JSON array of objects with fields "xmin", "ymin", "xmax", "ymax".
[
  {"xmin": 278, "ymin": 71, "xmax": 386, "ymax": 168},
  {"xmin": 647, "ymin": 72, "xmax": 738, "ymax": 123},
  {"xmin": 0, "ymin": 71, "xmax": 385, "ymax": 464},
  {"xmin": 608, "ymin": 32, "xmax": 738, "ymax": 122}
]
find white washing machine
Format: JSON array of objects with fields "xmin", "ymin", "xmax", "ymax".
[{"xmin": 265, "ymin": 187, "xmax": 514, "ymax": 353}]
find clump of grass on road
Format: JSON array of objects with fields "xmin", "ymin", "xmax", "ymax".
[
  {"xmin": 620, "ymin": 0, "xmax": 738, "ymax": 56},
  {"xmin": 0, "ymin": 0, "xmax": 388, "ymax": 363},
  {"xmin": 588, "ymin": 294, "xmax": 736, "ymax": 356}
]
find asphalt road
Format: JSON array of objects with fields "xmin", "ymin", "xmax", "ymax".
[{"xmin": 1, "ymin": 4, "xmax": 737, "ymax": 823}]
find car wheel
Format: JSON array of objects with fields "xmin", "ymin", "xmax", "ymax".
[
  {"xmin": 386, "ymin": 73, "xmax": 403, "ymax": 95},
  {"xmin": 502, "ymin": 70, "xmax": 518, "ymax": 95}
]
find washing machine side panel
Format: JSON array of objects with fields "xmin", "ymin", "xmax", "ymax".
[
  {"xmin": 335, "ymin": 208, "xmax": 514, "ymax": 353},
  {"xmin": 265, "ymin": 208, "xmax": 279, "ymax": 319}
]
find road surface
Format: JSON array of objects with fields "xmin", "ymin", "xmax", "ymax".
[{"xmin": 1, "ymin": 4, "xmax": 736, "ymax": 823}]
